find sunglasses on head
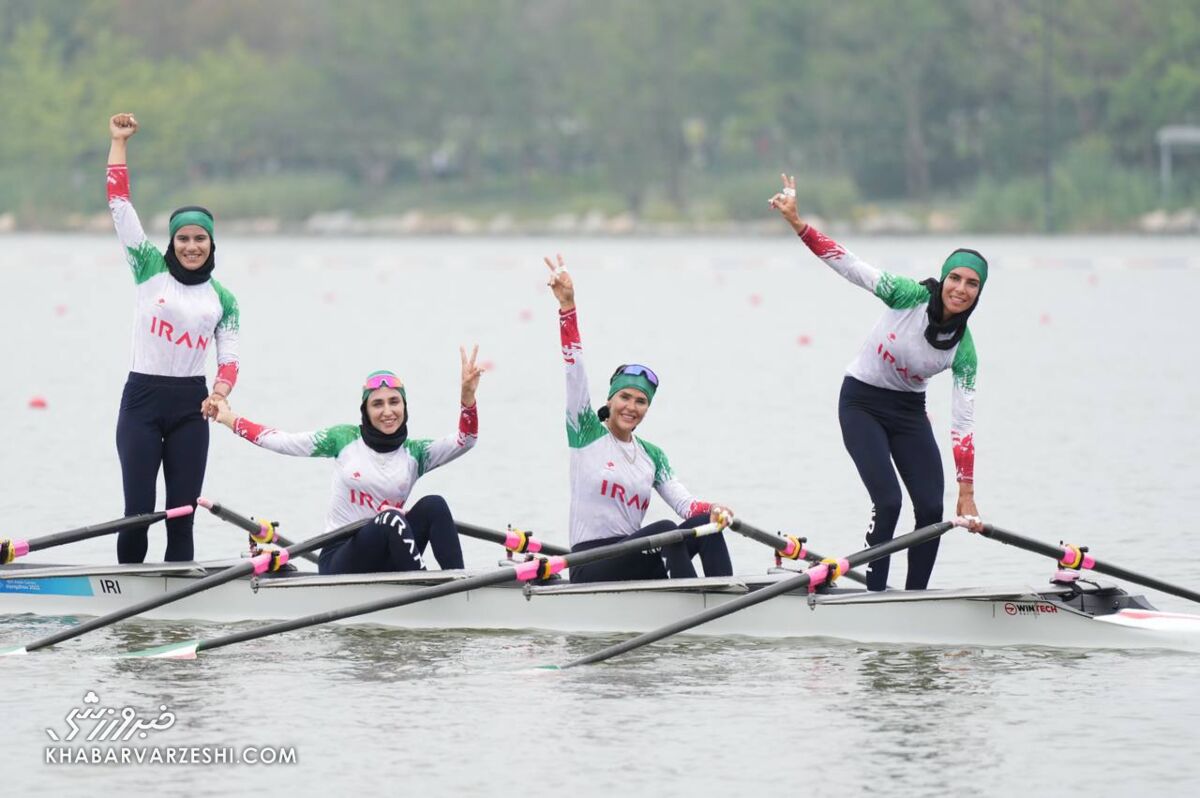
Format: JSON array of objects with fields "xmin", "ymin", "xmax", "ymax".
[
  {"xmin": 363, "ymin": 373, "xmax": 403, "ymax": 391},
  {"xmin": 610, "ymin": 364, "xmax": 659, "ymax": 387}
]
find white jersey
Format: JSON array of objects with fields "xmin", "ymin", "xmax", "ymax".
[
  {"xmin": 800, "ymin": 225, "xmax": 978, "ymax": 482},
  {"xmin": 232, "ymin": 404, "xmax": 478, "ymax": 532},
  {"xmin": 107, "ymin": 165, "xmax": 240, "ymax": 389},
  {"xmin": 558, "ymin": 308, "xmax": 710, "ymax": 547}
]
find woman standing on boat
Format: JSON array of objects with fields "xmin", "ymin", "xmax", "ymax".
[
  {"xmin": 210, "ymin": 351, "xmax": 483, "ymax": 575},
  {"xmin": 107, "ymin": 113, "xmax": 241, "ymax": 563},
  {"xmin": 544, "ymin": 254, "xmax": 734, "ymax": 583},
  {"xmin": 768, "ymin": 174, "xmax": 985, "ymax": 591}
]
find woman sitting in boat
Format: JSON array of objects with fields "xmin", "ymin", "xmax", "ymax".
[
  {"xmin": 107, "ymin": 112, "xmax": 241, "ymax": 564},
  {"xmin": 544, "ymin": 254, "xmax": 734, "ymax": 583},
  {"xmin": 768, "ymin": 174, "xmax": 985, "ymax": 591},
  {"xmin": 210, "ymin": 350, "xmax": 483, "ymax": 575}
]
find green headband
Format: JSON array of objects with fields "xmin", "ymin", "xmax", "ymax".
[
  {"xmin": 169, "ymin": 210, "xmax": 214, "ymax": 238},
  {"xmin": 362, "ymin": 370, "xmax": 407, "ymax": 403},
  {"xmin": 608, "ymin": 374, "xmax": 657, "ymax": 403},
  {"xmin": 940, "ymin": 249, "xmax": 988, "ymax": 286}
]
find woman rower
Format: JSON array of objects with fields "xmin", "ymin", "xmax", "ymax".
[
  {"xmin": 210, "ymin": 349, "xmax": 483, "ymax": 575},
  {"xmin": 544, "ymin": 254, "xmax": 734, "ymax": 583},
  {"xmin": 768, "ymin": 174, "xmax": 985, "ymax": 591},
  {"xmin": 107, "ymin": 113, "xmax": 241, "ymax": 563}
]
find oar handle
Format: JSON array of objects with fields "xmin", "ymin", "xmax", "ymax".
[
  {"xmin": 981, "ymin": 524, "xmax": 1200, "ymax": 605},
  {"xmin": 197, "ymin": 498, "xmax": 320, "ymax": 565},
  {"xmin": 3, "ymin": 506, "xmax": 195, "ymax": 560},
  {"xmin": 455, "ymin": 522, "xmax": 570, "ymax": 557},
  {"xmin": 729, "ymin": 519, "xmax": 807, "ymax": 559}
]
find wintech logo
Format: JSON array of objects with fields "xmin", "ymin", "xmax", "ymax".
[{"xmin": 1002, "ymin": 602, "xmax": 1058, "ymax": 616}]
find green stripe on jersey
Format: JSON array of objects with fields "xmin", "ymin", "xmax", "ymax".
[
  {"xmin": 875, "ymin": 272, "xmax": 930, "ymax": 310},
  {"xmin": 637, "ymin": 438, "xmax": 673, "ymax": 485},
  {"xmin": 127, "ymin": 241, "xmax": 167, "ymax": 285},
  {"xmin": 567, "ymin": 408, "xmax": 607, "ymax": 449},
  {"xmin": 210, "ymin": 278, "xmax": 240, "ymax": 332},
  {"xmin": 405, "ymin": 439, "xmax": 433, "ymax": 476},
  {"xmin": 312, "ymin": 425, "xmax": 361, "ymax": 458},
  {"xmin": 952, "ymin": 328, "xmax": 977, "ymax": 390}
]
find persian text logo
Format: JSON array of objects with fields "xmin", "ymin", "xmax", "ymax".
[
  {"xmin": 45, "ymin": 691, "xmax": 175, "ymax": 743},
  {"xmin": 43, "ymin": 690, "xmax": 298, "ymax": 767}
]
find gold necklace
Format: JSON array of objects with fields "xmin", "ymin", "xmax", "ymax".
[{"xmin": 611, "ymin": 432, "xmax": 638, "ymax": 464}]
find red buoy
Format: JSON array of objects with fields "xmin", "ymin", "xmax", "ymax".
[{"xmin": 28, "ymin": 396, "xmax": 48, "ymax": 409}]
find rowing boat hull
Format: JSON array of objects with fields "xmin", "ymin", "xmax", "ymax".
[{"xmin": 3, "ymin": 565, "xmax": 1200, "ymax": 652}]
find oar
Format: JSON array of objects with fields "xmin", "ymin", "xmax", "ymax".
[
  {"xmin": 0, "ymin": 517, "xmax": 369, "ymax": 656},
  {"xmin": 0, "ymin": 506, "xmax": 194, "ymax": 564},
  {"xmin": 977, "ymin": 523, "xmax": 1200, "ymax": 605},
  {"xmin": 197, "ymin": 498, "xmax": 319, "ymax": 565},
  {"xmin": 126, "ymin": 521, "xmax": 728, "ymax": 659},
  {"xmin": 546, "ymin": 520, "xmax": 956, "ymax": 669},
  {"xmin": 456, "ymin": 522, "xmax": 569, "ymax": 556},
  {"xmin": 729, "ymin": 519, "xmax": 870, "ymax": 586}
]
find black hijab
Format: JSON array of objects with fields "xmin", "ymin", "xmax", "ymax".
[
  {"xmin": 359, "ymin": 400, "xmax": 409, "ymax": 453},
  {"xmin": 920, "ymin": 248, "xmax": 987, "ymax": 350}
]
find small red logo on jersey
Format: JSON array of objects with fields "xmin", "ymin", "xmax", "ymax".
[
  {"xmin": 157, "ymin": 297, "xmax": 166, "ymax": 305},
  {"xmin": 605, "ymin": 461, "xmax": 615, "ymax": 469},
  {"xmin": 352, "ymin": 471, "xmax": 361, "ymax": 479}
]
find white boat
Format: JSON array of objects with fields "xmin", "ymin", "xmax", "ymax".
[{"xmin": 3, "ymin": 559, "xmax": 1200, "ymax": 652}]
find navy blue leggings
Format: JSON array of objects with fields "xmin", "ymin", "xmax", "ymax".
[
  {"xmin": 838, "ymin": 376, "xmax": 944, "ymax": 591},
  {"xmin": 115, "ymin": 373, "xmax": 208, "ymax": 563},
  {"xmin": 318, "ymin": 495, "xmax": 464, "ymax": 575},
  {"xmin": 569, "ymin": 513, "xmax": 733, "ymax": 583}
]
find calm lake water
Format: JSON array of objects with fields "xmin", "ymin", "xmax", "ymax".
[{"xmin": 2, "ymin": 233, "xmax": 1199, "ymax": 796}]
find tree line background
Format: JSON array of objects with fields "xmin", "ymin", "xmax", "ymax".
[{"xmin": 1, "ymin": 0, "xmax": 1198, "ymax": 232}]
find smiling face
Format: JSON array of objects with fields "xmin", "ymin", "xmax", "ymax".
[
  {"xmin": 941, "ymin": 266, "xmax": 982, "ymax": 318},
  {"xmin": 172, "ymin": 225, "xmax": 212, "ymax": 271},
  {"xmin": 605, "ymin": 388, "xmax": 649, "ymax": 439},
  {"xmin": 365, "ymin": 387, "xmax": 407, "ymax": 434}
]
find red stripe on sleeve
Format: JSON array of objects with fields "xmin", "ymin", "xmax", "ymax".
[
  {"xmin": 216, "ymin": 362, "xmax": 239, "ymax": 391},
  {"xmin": 953, "ymin": 433, "xmax": 975, "ymax": 484},
  {"xmin": 559, "ymin": 307, "xmax": 581, "ymax": 363},
  {"xmin": 459, "ymin": 402, "xmax": 479, "ymax": 436},
  {"xmin": 233, "ymin": 417, "xmax": 271, "ymax": 445},
  {"xmin": 107, "ymin": 165, "xmax": 130, "ymax": 201},
  {"xmin": 799, "ymin": 225, "xmax": 846, "ymax": 260}
]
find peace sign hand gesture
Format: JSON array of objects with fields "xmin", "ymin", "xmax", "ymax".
[
  {"xmin": 460, "ymin": 344, "xmax": 484, "ymax": 406},
  {"xmin": 544, "ymin": 253, "xmax": 575, "ymax": 311},
  {"xmin": 768, "ymin": 173, "xmax": 807, "ymax": 234}
]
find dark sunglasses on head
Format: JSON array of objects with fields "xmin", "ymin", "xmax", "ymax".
[{"xmin": 610, "ymin": 363, "xmax": 659, "ymax": 387}]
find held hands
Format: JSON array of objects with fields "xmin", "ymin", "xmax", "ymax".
[
  {"xmin": 543, "ymin": 253, "xmax": 574, "ymax": 310},
  {"xmin": 460, "ymin": 344, "xmax": 484, "ymax": 406},
  {"xmin": 767, "ymin": 173, "xmax": 807, "ymax": 234},
  {"xmin": 109, "ymin": 113, "xmax": 138, "ymax": 141},
  {"xmin": 207, "ymin": 395, "xmax": 237, "ymax": 429},
  {"xmin": 200, "ymin": 390, "xmax": 228, "ymax": 421}
]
